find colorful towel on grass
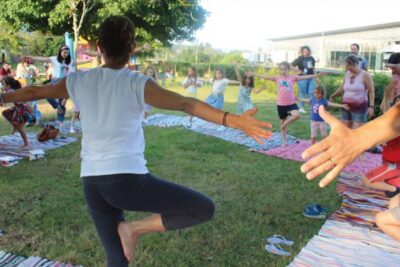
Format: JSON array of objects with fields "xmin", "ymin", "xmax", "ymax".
[
  {"xmin": 289, "ymin": 172, "xmax": 400, "ymax": 266},
  {"xmin": 288, "ymin": 220, "xmax": 400, "ymax": 267},
  {"xmin": 331, "ymin": 172, "xmax": 388, "ymax": 229},
  {"xmin": 253, "ymin": 140, "xmax": 382, "ymax": 176},
  {"xmin": 0, "ymin": 132, "xmax": 77, "ymax": 159},
  {"xmin": 0, "ymin": 251, "xmax": 83, "ymax": 267},
  {"xmin": 147, "ymin": 114, "xmax": 298, "ymax": 150}
]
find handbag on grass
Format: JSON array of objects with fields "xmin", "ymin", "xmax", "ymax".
[{"xmin": 37, "ymin": 125, "xmax": 59, "ymax": 142}]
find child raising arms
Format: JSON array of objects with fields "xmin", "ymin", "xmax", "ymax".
[
  {"xmin": 182, "ymin": 66, "xmax": 203, "ymax": 123},
  {"xmin": 205, "ymin": 68, "xmax": 240, "ymax": 110},
  {"xmin": 299, "ymin": 85, "xmax": 349, "ymax": 144},
  {"xmin": 252, "ymin": 62, "xmax": 325, "ymax": 146},
  {"xmin": 233, "ymin": 63, "xmax": 266, "ymax": 114}
]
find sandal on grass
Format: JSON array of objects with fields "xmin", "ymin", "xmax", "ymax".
[
  {"xmin": 266, "ymin": 235, "xmax": 294, "ymax": 246},
  {"xmin": 265, "ymin": 243, "xmax": 291, "ymax": 256}
]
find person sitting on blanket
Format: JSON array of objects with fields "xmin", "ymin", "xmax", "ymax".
[{"xmin": 362, "ymin": 95, "xmax": 400, "ymax": 197}]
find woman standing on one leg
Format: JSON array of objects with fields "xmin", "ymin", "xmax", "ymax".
[
  {"xmin": 0, "ymin": 16, "xmax": 272, "ymax": 267},
  {"xmin": 292, "ymin": 46, "xmax": 316, "ymax": 114}
]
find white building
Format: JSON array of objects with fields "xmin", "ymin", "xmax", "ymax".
[
  {"xmin": 267, "ymin": 22, "xmax": 400, "ymax": 70},
  {"xmin": 242, "ymin": 49, "xmax": 271, "ymax": 64}
]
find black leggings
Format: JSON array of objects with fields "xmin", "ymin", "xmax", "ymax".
[{"xmin": 83, "ymin": 173, "xmax": 215, "ymax": 267}]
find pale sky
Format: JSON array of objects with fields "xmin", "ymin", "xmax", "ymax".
[{"xmin": 194, "ymin": 0, "xmax": 400, "ymax": 51}]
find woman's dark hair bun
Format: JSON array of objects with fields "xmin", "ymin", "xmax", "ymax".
[{"xmin": 98, "ymin": 16, "xmax": 136, "ymax": 59}]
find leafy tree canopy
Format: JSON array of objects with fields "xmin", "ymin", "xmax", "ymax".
[{"xmin": 1, "ymin": 0, "xmax": 208, "ymax": 46}]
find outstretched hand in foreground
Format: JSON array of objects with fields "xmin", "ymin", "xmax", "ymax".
[
  {"xmin": 300, "ymin": 106, "xmax": 367, "ymax": 188},
  {"xmin": 232, "ymin": 108, "xmax": 273, "ymax": 144}
]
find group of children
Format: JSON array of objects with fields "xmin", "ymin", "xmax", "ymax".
[
  {"xmin": 177, "ymin": 55, "xmax": 400, "ymax": 243},
  {"xmin": 179, "ymin": 61, "xmax": 347, "ymax": 146}
]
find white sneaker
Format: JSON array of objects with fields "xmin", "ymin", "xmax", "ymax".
[
  {"xmin": 69, "ymin": 128, "xmax": 76, "ymax": 134},
  {"xmin": 299, "ymin": 108, "xmax": 307, "ymax": 114}
]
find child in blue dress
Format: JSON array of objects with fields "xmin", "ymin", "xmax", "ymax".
[
  {"xmin": 299, "ymin": 85, "xmax": 349, "ymax": 144},
  {"xmin": 233, "ymin": 63, "xmax": 266, "ymax": 114},
  {"xmin": 205, "ymin": 69, "xmax": 239, "ymax": 109}
]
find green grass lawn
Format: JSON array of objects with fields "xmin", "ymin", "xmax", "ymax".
[{"xmin": 0, "ymin": 82, "xmax": 341, "ymax": 267}]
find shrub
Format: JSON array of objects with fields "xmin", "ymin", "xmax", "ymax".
[
  {"xmin": 319, "ymin": 74, "xmax": 344, "ymax": 99},
  {"xmin": 372, "ymin": 72, "xmax": 391, "ymax": 116}
]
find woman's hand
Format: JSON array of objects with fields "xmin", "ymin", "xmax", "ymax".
[
  {"xmin": 300, "ymin": 106, "xmax": 367, "ymax": 187},
  {"xmin": 227, "ymin": 108, "xmax": 272, "ymax": 144},
  {"xmin": 343, "ymin": 104, "xmax": 350, "ymax": 111}
]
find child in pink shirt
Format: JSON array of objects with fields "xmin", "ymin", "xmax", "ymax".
[{"xmin": 252, "ymin": 62, "xmax": 324, "ymax": 146}]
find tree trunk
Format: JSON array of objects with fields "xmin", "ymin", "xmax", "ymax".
[{"xmin": 72, "ymin": 12, "xmax": 79, "ymax": 70}]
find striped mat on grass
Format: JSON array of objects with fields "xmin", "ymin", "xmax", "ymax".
[
  {"xmin": 147, "ymin": 114, "xmax": 299, "ymax": 150},
  {"xmin": 289, "ymin": 172, "xmax": 400, "ymax": 266},
  {"xmin": 252, "ymin": 140, "xmax": 381, "ymax": 176},
  {"xmin": 0, "ymin": 251, "xmax": 82, "ymax": 267},
  {"xmin": 0, "ymin": 132, "xmax": 76, "ymax": 159}
]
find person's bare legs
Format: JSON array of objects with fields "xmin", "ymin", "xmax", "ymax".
[
  {"xmin": 15, "ymin": 123, "xmax": 29, "ymax": 147},
  {"xmin": 281, "ymin": 110, "xmax": 300, "ymax": 130},
  {"xmin": 281, "ymin": 110, "xmax": 300, "ymax": 147},
  {"xmin": 376, "ymin": 195, "xmax": 400, "ymax": 241},
  {"xmin": 280, "ymin": 119, "xmax": 287, "ymax": 147},
  {"xmin": 362, "ymin": 176, "xmax": 397, "ymax": 192},
  {"xmin": 118, "ymin": 214, "xmax": 166, "ymax": 263}
]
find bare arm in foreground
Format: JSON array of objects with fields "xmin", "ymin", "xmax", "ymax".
[{"xmin": 300, "ymin": 105, "xmax": 400, "ymax": 188}]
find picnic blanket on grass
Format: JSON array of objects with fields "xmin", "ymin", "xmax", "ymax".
[
  {"xmin": 0, "ymin": 132, "xmax": 76, "ymax": 159},
  {"xmin": 147, "ymin": 114, "xmax": 299, "ymax": 150},
  {"xmin": 0, "ymin": 251, "xmax": 83, "ymax": 267},
  {"xmin": 289, "ymin": 172, "xmax": 400, "ymax": 266},
  {"xmin": 288, "ymin": 220, "xmax": 400, "ymax": 267},
  {"xmin": 253, "ymin": 140, "xmax": 381, "ymax": 176}
]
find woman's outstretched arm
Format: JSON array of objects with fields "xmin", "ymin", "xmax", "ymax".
[
  {"xmin": 301, "ymin": 105, "xmax": 400, "ymax": 188},
  {"xmin": 144, "ymin": 79, "xmax": 273, "ymax": 144},
  {"xmin": 0, "ymin": 78, "xmax": 68, "ymax": 103}
]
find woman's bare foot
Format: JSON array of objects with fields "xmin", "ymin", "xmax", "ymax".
[{"xmin": 118, "ymin": 222, "xmax": 140, "ymax": 263}]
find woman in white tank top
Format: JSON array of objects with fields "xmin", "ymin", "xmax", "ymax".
[{"xmin": 0, "ymin": 16, "xmax": 272, "ymax": 267}]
